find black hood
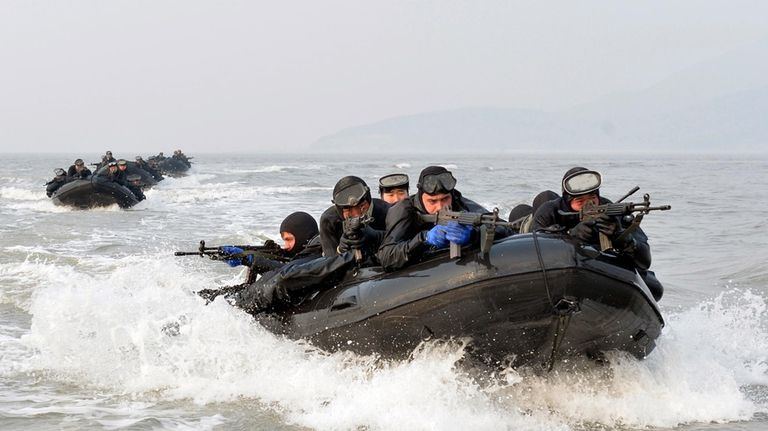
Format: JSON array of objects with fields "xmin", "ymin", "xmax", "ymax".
[{"xmin": 280, "ymin": 211, "xmax": 319, "ymax": 256}]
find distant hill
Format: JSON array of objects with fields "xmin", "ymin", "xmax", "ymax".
[
  {"xmin": 315, "ymin": 40, "xmax": 768, "ymax": 154},
  {"xmin": 315, "ymin": 108, "xmax": 616, "ymax": 153}
]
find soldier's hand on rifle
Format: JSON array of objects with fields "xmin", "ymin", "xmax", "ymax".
[
  {"xmin": 445, "ymin": 221, "xmax": 472, "ymax": 246},
  {"xmin": 338, "ymin": 233, "xmax": 362, "ymax": 253},
  {"xmin": 339, "ymin": 226, "xmax": 379, "ymax": 254},
  {"xmin": 220, "ymin": 246, "xmax": 254, "ymax": 267},
  {"xmin": 425, "ymin": 225, "xmax": 449, "ymax": 248},
  {"xmin": 595, "ymin": 214, "xmax": 618, "ymax": 238},
  {"xmin": 569, "ymin": 221, "xmax": 596, "ymax": 243}
]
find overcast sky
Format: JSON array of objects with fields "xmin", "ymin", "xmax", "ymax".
[{"xmin": 1, "ymin": 1, "xmax": 767, "ymax": 154}]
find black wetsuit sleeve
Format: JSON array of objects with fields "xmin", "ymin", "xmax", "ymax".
[
  {"xmin": 624, "ymin": 227, "xmax": 652, "ymax": 270},
  {"xmin": 376, "ymin": 199, "xmax": 429, "ymax": 272},
  {"xmin": 67, "ymin": 166, "xmax": 77, "ymax": 177},
  {"xmin": 319, "ymin": 206, "xmax": 342, "ymax": 257},
  {"xmin": 45, "ymin": 181, "xmax": 62, "ymax": 197},
  {"xmin": 532, "ymin": 200, "xmax": 562, "ymax": 231},
  {"xmin": 277, "ymin": 253, "xmax": 356, "ymax": 296},
  {"xmin": 371, "ymin": 198, "xmax": 391, "ymax": 230},
  {"xmin": 249, "ymin": 256, "xmax": 286, "ymax": 275}
]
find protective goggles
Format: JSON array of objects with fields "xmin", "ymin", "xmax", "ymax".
[
  {"xmin": 54, "ymin": 168, "xmax": 66, "ymax": 176},
  {"xmin": 379, "ymin": 173, "xmax": 409, "ymax": 190},
  {"xmin": 562, "ymin": 170, "xmax": 602, "ymax": 196},
  {"xmin": 419, "ymin": 171, "xmax": 456, "ymax": 194},
  {"xmin": 332, "ymin": 183, "xmax": 369, "ymax": 208}
]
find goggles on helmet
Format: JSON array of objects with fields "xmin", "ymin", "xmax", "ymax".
[
  {"xmin": 332, "ymin": 182, "xmax": 369, "ymax": 208},
  {"xmin": 54, "ymin": 168, "xmax": 66, "ymax": 176},
  {"xmin": 379, "ymin": 173, "xmax": 409, "ymax": 190},
  {"xmin": 562, "ymin": 170, "xmax": 602, "ymax": 196},
  {"xmin": 419, "ymin": 171, "xmax": 456, "ymax": 195}
]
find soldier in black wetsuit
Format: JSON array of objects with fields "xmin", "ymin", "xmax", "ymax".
[
  {"xmin": 67, "ymin": 159, "xmax": 92, "ymax": 179},
  {"xmin": 531, "ymin": 166, "xmax": 663, "ymax": 300},
  {"xmin": 45, "ymin": 168, "xmax": 69, "ymax": 197},
  {"xmin": 378, "ymin": 173, "xmax": 409, "ymax": 205},
  {"xmin": 116, "ymin": 160, "xmax": 145, "ymax": 201},
  {"xmin": 135, "ymin": 156, "xmax": 163, "ymax": 181},
  {"xmin": 377, "ymin": 166, "xmax": 506, "ymax": 272},
  {"xmin": 97, "ymin": 161, "xmax": 124, "ymax": 184},
  {"xmin": 213, "ymin": 211, "xmax": 324, "ymax": 312},
  {"xmin": 235, "ymin": 178, "xmax": 393, "ymax": 314},
  {"xmin": 318, "ymin": 176, "xmax": 389, "ymax": 259}
]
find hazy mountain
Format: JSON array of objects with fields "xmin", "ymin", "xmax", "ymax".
[
  {"xmin": 315, "ymin": 108, "xmax": 615, "ymax": 153},
  {"xmin": 315, "ymin": 40, "xmax": 768, "ymax": 154}
]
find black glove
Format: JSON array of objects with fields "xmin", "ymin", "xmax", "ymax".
[
  {"xmin": 595, "ymin": 214, "xmax": 618, "ymax": 238},
  {"xmin": 338, "ymin": 232, "xmax": 365, "ymax": 253},
  {"xmin": 569, "ymin": 221, "xmax": 596, "ymax": 243},
  {"xmin": 338, "ymin": 226, "xmax": 377, "ymax": 253},
  {"xmin": 250, "ymin": 256, "xmax": 284, "ymax": 274}
]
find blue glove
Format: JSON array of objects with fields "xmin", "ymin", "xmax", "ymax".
[
  {"xmin": 444, "ymin": 221, "xmax": 472, "ymax": 246},
  {"xmin": 221, "ymin": 246, "xmax": 253, "ymax": 267},
  {"xmin": 425, "ymin": 225, "xmax": 448, "ymax": 248}
]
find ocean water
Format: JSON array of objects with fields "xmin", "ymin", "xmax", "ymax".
[{"xmin": 0, "ymin": 152, "xmax": 766, "ymax": 431}]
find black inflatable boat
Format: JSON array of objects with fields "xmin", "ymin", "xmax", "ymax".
[
  {"xmin": 258, "ymin": 233, "xmax": 664, "ymax": 368},
  {"xmin": 51, "ymin": 178, "xmax": 139, "ymax": 209},
  {"xmin": 156, "ymin": 158, "xmax": 190, "ymax": 176}
]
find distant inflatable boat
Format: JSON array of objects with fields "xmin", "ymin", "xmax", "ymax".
[
  {"xmin": 155, "ymin": 158, "xmax": 190, "ymax": 176},
  {"xmin": 51, "ymin": 178, "xmax": 139, "ymax": 209},
  {"xmin": 257, "ymin": 233, "xmax": 664, "ymax": 368}
]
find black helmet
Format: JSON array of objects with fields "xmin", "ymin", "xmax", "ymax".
[
  {"xmin": 74, "ymin": 158, "xmax": 84, "ymax": 166},
  {"xmin": 561, "ymin": 167, "xmax": 601, "ymax": 200},
  {"xmin": 417, "ymin": 166, "xmax": 456, "ymax": 195},
  {"xmin": 117, "ymin": 159, "xmax": 127, "ymax": 166},
  {"xmin": 135, "ymin": 156, "xmax": 143, "ymax": 161},
  {"xmin": 106, "ymin": 151, "xmax": 113, "ymax": 156},
  {"xmin": 54, "ymin": 168, "xmax": 66, "ymax": 177},
  {"xmin": 332, "ymin": 176, "xmax": 371, "ymax": 208},
  {"xmin": 378, "ymin": 173, "xmax": 409, "ymax": 194}
]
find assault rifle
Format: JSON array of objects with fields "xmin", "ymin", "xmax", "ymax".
[
  {"xmin": 342, "ymin": 214, "xmax": 373, "ymax": 264},
  {"xmin": 558, "ymin": 188, "xmax": 671, "ymax": 251},
  {"xmin": 420, "ymin": 208, "xmax": 515, "ymax": 258},
  {"xmin": 174, "ymin": 239, "xmax": 290, "ymax": 263}
]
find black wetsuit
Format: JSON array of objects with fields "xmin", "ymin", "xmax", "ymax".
[
  {"xmin": 234, "ymin": 235, "xmax": 329, "ymax": 313},
  {"xmin": 135, "ymin": 160, "xmax": 163, "ymax": 181},
  {"xmin": 376, "ymin": 190, "xmax": 497, "ymax": 272},
  {"xmin": 67, "ymin": 165, "xmax": 92, "ymax": 179},
  {"xmin": 532, "ymin": 196, "xmax": 662, "ymax": 300},
  {"xmin": 45, "ymin": 178, "xmax": 68, "ymax": 197},
  {"xmin": 319, "ymin": 198, "xmax": 390, "ymax": 257}
]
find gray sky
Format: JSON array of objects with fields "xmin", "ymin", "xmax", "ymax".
[{"xmin": 1, "ymin": 1, "xmax": 767, "ymax": 153}]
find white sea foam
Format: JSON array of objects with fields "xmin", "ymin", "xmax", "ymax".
[{"xmin": 0, "ymin": 186, "xmax": 43, "ymax": 201}]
